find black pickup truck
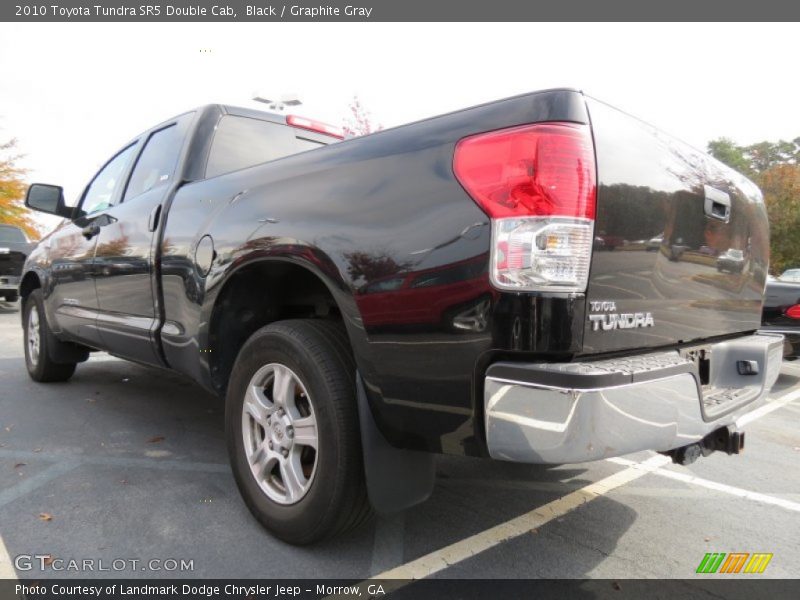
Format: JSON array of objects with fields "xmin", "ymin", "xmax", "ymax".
[{"xmin": 21, "ymin": 89, "xmax": 783, "ymax": 544}]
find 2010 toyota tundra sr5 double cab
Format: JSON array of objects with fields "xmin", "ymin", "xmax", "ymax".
[{"xmin": 21, "ymin": 89, "xmax": 783, "ymax": 544}]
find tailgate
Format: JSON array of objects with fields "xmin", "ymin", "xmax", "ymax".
[{"xmin": 582, "ymin": 97, "xmax": 768, "ymax": 354}]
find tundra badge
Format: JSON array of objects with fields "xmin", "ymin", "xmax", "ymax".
[{"xmin": 588, "ymin": 301, "xmax": 655, "ymax": 331}]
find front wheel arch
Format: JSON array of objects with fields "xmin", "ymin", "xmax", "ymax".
[{"xmin": 19, "ymin": 271, "xmax": 42, "ymax": 324}]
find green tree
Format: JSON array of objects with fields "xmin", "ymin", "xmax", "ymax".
[
  {"xmin": 708, "ymin": 135, "xmax": 800, "ymax": 273},
  {"xmin": 708, "ymin": 137, "xmax": 800, "ymax": 176},
  {"xmin": 707, "ymin": 138, "xmax": 754, "ymax": 178},
  {"xmin": 0, "ymin": 138, "xmax": 40, "ymax": 240},
  {"xmin": 760, "ymin": 164, "xmax": 800, "ymax": 274}
]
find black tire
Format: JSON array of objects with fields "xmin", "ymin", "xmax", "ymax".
[
  {"xmin": 226, "ymin": 319, "xmax": 371, "ymax": 544},
  {"xmin": 23, "ymin": 290, "xmax": 77, "ymax": 382}
]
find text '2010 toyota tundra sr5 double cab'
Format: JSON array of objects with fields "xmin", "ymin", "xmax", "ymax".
[{"xmin": 21, "ymin": 89, "xmax": 783, "ymax": 544}]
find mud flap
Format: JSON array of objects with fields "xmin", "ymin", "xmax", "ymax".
[{"xmin": 356, "ymin": 373, "xmax": 435, "ymax": 514}]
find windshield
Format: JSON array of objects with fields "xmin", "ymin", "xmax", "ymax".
[{"xmin": 0, "ymin": 225, "xmax": 27, "ymax": 244}]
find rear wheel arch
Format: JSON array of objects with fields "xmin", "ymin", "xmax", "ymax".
[{"xmin": 206, "ymin": 257, "xmax": 358, "ymax": 395}]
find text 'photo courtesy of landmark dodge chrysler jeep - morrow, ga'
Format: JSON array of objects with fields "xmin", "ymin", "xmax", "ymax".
[{"xmin": 21, "ymin": 89, "xmax": 783, "ymax": 544}]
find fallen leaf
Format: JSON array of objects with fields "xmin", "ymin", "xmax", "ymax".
[
  {"xmin": 42, "ymin": 554, "xmax": 54, "ymax": 567},
  {"xmin": 13, "ymin": 463, "xmax": 26, "ymax": 469},
  {"xmin": 147, "ymin": 436, "xmax": 165, "ymax": 444},
  {"xmin": 704, "ymin": 536, "xmax": 711, "ymax": 542},
  {"xmin": 38, "ymin": 513, "xmax": 53, "ymax": 522},
  {"xmin": 612, "ymin": 581, "xmax": 621, "ymax": 591}
]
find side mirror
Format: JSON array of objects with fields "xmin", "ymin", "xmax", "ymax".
[{"xmin": 25, "ymin": 184, "xmax": 73, "ymax": 219}]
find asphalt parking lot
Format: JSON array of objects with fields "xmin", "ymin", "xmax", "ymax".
[{"xmin": 0, "ymin": 300, "xmax": 798, "ymax": 581}]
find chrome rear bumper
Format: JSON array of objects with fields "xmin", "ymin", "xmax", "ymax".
[{"xmin": 484, "ymin": 333, "xmax": 784, "ymax": 464}]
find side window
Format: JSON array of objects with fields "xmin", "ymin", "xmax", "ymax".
[
  {"xmin": 124, "ymin": 115, "xmax": 191, "ymax": 202},
  {"xmin": 205, "ymin": 115, "xmax": 323, "ymax": 178},
  {"xmin": 81, "ymin": 144, "xmax": 137, "ymax": 215}
]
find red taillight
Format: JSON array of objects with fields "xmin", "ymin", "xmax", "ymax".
[
  {"xmin": 286, "ymin": 115, "xmax": 344, "ymax": 139},
  {"xmin": 786, "ymin": 305, "xmax": 800, "ymax": 319},
  {"xmin": 453, "ymin": 122, "xmax": 596, "ymax": 220},
  {"xmin": 453, "ymin": 122, "xmax": 596, "ymax": 292}
]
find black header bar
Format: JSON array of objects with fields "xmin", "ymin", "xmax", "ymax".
[{"xmin": 3, "ymin": 0, "xmax": 800, "ymax": 22}]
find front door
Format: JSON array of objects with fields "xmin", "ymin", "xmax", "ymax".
[{"xmin": 47, "ymin": 143, "xmax": 139, "ymax": 347}]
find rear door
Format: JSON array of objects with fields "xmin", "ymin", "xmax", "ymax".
[
  {"xmin": 92, "ymin": 113, "xmax": 193, "ymax": 365},
  {"xmin": 582, "ymin": 97, "xmax": 769, "ymax": 354}
]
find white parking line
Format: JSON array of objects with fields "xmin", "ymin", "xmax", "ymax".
[
  {"xmin": 653, "ymin": 468, "xmax": 800, "ymax": 512},
  {"xmin": 371, "ymin": 455, "xmax": 668, "ymax": 580},
  {"xmin": 0, "ymin": 460, "xmax": 81, "ymax": 509},
  {"xmin": 608, "ymin": 455, "xmax": 800, "ymax": 512},
  {"xmin": 782, "ymin": 361, "xmax": 800, "ymax": 373},
  {"xmin": 736, "ymin": 388, "xmax": 800, "ymax": 428},
  {"xmin": 0, "ymin": 534, "xmax": 16, "ymax": 580}
]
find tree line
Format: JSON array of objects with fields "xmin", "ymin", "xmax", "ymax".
[{"xmin": 707, "ymin": 137, "xmax": 799, "ymax": 274}]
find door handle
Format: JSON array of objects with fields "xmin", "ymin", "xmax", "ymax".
[
  {"xmin": 81, "ymin": 223, "xmax": 101, "ymax": 239},
  {"xmin": 148, "ymin": 205, "xmax": 162, "ymax": 232},
  {"xmin": 704, "ymin": 185, "xmax": 731, "ymax": 222}
]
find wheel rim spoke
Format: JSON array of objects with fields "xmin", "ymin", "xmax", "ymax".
[
  {"xmin": 292, "ymin": 415, "xmax": 318, "ymax": 449},
  {"xmin": 244, "ymin": 385, "xmax": 272, "ymax": 426},
  {"xmin": 280, "ymin": 452, "xmax": 306, "ymax": 503},
  {"xmin": 250, "ymin": 444, "xmax": 277, "ymax": 479},
  {"xmin": 271, "ymin": 365, "xmax": 294, "ymax": 408}
]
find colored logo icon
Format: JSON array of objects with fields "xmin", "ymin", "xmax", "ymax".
[{"xmin": 696, "ymin": 552, "xmax": 773, "ymax": 574}]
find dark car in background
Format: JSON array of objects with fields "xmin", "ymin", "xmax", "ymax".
[
  {"xmin": 0, "ymin": 224, "xmax": 35, "ymax": 302},
  {"xmin": 761, "ymin": 274, "xmax": 800, "ymax": 359}
]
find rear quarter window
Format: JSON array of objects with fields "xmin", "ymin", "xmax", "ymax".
[{"xmin": 205, "ymin": 115, "xmax": 324, "ymax": 179}]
